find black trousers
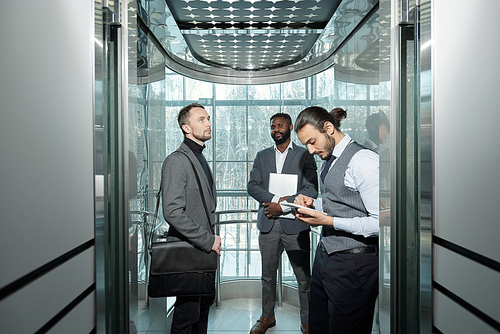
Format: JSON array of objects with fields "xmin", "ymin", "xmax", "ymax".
[
  {"xmin": 309, "ymin": 247, "xmax": 378, "ymax": 334},
  {"xmin": 171, "ymin": 294, "xmax": 214, "ymax": 334}
]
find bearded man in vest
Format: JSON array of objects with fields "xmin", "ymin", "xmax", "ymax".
[{"xmin": 293, "ymin": 106, "xmax": 379, "ymax": 334}]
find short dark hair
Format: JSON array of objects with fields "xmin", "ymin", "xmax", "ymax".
[
  {"xmin": 270, "ymin": 113, "xmax": 292, "ymax": 126},
  {"xmin": 365, "ymin": 110, "xmax": 390, "ymax": 137},
  {"xmin": 294, "ymin": 106, "xmax": 347, "ymax": 133},
  {"xmin": 178, "ymin": 103, "xmax": 205, "ymax": 134}
]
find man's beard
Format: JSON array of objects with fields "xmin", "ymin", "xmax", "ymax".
[
  {"xmin": 193, "ymin": 132, "xmax": 211, "ymax": 143},
  {"xmin": 272, "ymin": 128, "xmax": 291, "ymax": 145},
  {"xmin": 322, "ymin": 133, "xmax": 336, "ymax": 160}
]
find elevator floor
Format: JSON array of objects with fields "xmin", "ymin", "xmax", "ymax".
[
  {"xmin": 135, "ymin": 297, "xmax": 303, "ymax": 333},
  {"xmin": 135, "ymin": 297, "xmax": 383, "ymax": 333}
]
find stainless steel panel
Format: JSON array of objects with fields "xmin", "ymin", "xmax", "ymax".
[
  {"xmin": 0, "ymin": 249, "xmax": 94, "ymax": 333},
  {"xmin": 50, "ymin": 293, "xmax": 96, "ymax": 334},
  {"xmin": 418, "ymin": 0, "xmax": 432, "ymax": 332},
  {"xmin": 0, "ymin": 0, "xmax": 95, "ymax": 287},
  {"xmin": 434, "ymin": 245, "xmax": 500, "ymax": 321},
  {"xmin": 433, "ymin": 0, "xmax": 500, "ymax": 262},
  {"xmin": 434, "ymin": 291, "xmax": 498, "ymax": 334},
  {"xmin": 432, "ymin": 0, "xmax": 500, "ymax": 331}
]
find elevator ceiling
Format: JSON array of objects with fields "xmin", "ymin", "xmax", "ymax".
[
  {"xmin": 165, "ymin": 0, "xmax": 339, "ymax": 71},
  {"xmin": 142, "ymin": 0, "xmax": 379, "ymax": 84}
]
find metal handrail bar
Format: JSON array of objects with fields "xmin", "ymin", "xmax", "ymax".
[
  {"xmin": 214, "ymin": 209, "xmax": 299, "ymax": 307},
  {"xmin": 217, "ymin": 219, "xmax": 256, "ymax": 225},
  {"xmin": 215, "ymin": 209, "xmax": 258, "ymax": 215},
  {"xmin": 130, "ymin": 210, "xmax": 154, "ymax": 216},
  {"xmin": 142, "ymin": 207, "xmax": 316, "ymax": 307},
  {"xmin": 215, "ymin": 210, "xmax": 259, "ymax": 306}
]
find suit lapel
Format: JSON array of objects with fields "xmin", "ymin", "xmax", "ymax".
[
  {"xmin": 281, "ymin": 142, "xmax": 297, "ymax": 174},
  {"xmin": 267, "ymin": 147, "xmax": 277, "ymax": 174},
  {"xmin": 179, "ymin": 143, "xmax": 214, "ymax": 201}
]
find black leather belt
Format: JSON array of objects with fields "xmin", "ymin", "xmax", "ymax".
[
  {"xmin": 337, "ymin": 246, "xmax": 376, "ymax": 254},
  {"xmin": 320, "ymin": 243, "xmax": 376, "ymax": 254}
]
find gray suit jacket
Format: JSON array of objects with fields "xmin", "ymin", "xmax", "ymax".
[
  {"xmin": 247, "ymin": 142, "xmax": 318, "ymax": 234},
  {"xmin": 161, "ymin": 142, "xmax": 217, "ymax": 253}
]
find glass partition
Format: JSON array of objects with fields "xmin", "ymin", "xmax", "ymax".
[
  {"xmin": 95, "ymin": 0, "xmax": 397, "ymax": 332},
  {"xmin": 146, "ymin": 58, "xmax": 386, "ymax": 286},
  {"xmin": 125, "ymin": 4, "xmax": 388, "ymax": 332}
]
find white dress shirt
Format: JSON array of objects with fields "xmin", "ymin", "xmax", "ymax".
[
  {"xmin": 271, "ymin": 141, "xmax": 294, "ymax": 213},
  {"xmin": 314, "ymin": 134, "xmax": 379, "ymax": 237}
]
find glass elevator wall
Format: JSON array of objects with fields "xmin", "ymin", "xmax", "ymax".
[
  {"xmin": 95, "ymin": 1, "xmax": 437, "ymax": 332},
  {"xmin": 124, "ymin": 4, "xmax": 390, "ymax": 332}
]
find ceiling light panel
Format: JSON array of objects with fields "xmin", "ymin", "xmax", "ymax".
[{"xmin": 165, "ymin": 0, "xmax": 336, "ymax": 70}]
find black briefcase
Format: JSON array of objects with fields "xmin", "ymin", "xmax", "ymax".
[{"xmin": 148, "ymin": 240, "xmax": 217, "ymax": 298}]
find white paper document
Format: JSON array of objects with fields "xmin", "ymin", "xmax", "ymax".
[{"xmin": 268, "ymin": 173, "xmax": 298, "ymax": 219}]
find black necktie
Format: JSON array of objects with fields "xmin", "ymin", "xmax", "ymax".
[{"xmin": 320, "ymin": 154, "xmax": 336, "ymax": 183}]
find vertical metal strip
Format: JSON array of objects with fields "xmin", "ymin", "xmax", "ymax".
[
  {"xmin": 390, "ymin": 20, "xmax": 420, "ymax": 334},
  {"xmin": 389, "ymin": 18, "xmax": 400, "ymax": 332},
  {"xmin": 416, "ymin": 0, "xmax": 432, "ymax": 331},
  {"xmin": 278, "ymin": 256, "xmax": 283, "ymax": 307},
  {"xmin": 101, "ymin": 1, "xmax": 130, "ymax": 331},
  {"xmin": 216, "ymin": 215, "xmax": 221, "ymax": 307}
]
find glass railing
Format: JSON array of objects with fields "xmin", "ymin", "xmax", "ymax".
[
  {"xmin": 214, "ymin": 209, "xmax": 321, "ymax": 306},
  {"xmin": 134, "ymin": 208, "xmax": 321, "ymax": 308}
]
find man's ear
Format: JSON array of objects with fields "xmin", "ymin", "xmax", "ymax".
[
  {"xmin": 323, "ymin": 121, "xmax": 335, "ymax": 135},
  {"xmin": 182, "ymin": 124, "xmax": 190, "ymax": 134}
]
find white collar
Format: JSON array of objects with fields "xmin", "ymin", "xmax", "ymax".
[
  {"xmin": 332, "ymin": 133, "xmax": 352, "ymax": 158},
  {"xmin": 274, "ymin": 140, "xmax": 294, "ymax": 153}
]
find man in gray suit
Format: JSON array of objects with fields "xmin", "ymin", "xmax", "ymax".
[
  {"xmin": 247, "ymin": 113, "xmax": 318, "ymax": 334},
  {"xmin": 161, "ymin": 103, "xmax": 221, "ymax": 334}
]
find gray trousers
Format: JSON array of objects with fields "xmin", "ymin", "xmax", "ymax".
[{"xmin": 259, "ymin": 220, "xmax": 310, "ymax": 324}]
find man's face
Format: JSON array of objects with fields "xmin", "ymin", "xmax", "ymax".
[
  {"xmin": 297, "ymin": 123, "xmax": 335, "ymax": 160},
  {"xmin": 186, "ymin": 107, "xmax": 211, "ymax": 143},
  {"xmin": 270, "ymin": 117, "xmax": 292, "ymax": 145},
  {"xmin": 379, "ymin": 124, "xmax": 388, "ymax": 144}
]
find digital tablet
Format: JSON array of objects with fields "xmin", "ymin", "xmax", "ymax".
[{"xmin": 280, "ymin": 202, "xmax": 324, "ymax": 214}]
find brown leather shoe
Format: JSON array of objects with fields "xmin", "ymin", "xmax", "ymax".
[
  {"xmin": 250, "ymin": 315, "xmax": 276, "ymax": 334},
  {"xmin": 301, "ymin": 323, "xmax": 309, "ymax": 334}
]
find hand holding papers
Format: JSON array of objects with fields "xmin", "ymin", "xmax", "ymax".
[
  {"xmin": 268, "ymin": 173, "xmax": 298, "ymax": 197},
  {"xmin": 268, "ymin": 173, "xmax": 298, "ymax": 219}
]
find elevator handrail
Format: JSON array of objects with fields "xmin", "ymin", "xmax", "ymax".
[
  {"xmin": 213, "ymin": 209, "xmax": 321, "ymax": 307},
  {"xmin": 141, "ymin": 208, "xmax": 320, "ymax": 308},
  {"xmin": 214, "ymin": 209, "xmax": 258, "ymax": 306}
]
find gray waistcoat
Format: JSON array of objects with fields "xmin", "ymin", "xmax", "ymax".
[{"xmin": 320, "ymin": 141, "xmax": 378, "ymax": 254}]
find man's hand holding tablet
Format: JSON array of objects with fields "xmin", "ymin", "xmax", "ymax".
[{"xmin": 291, "ymin": 194, "xmax": 332, "ymax": 227}]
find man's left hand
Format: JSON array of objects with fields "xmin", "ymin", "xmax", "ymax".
[{"xmin": 263, "ymin": 202, "xmax": 283, "ymax": 219}]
